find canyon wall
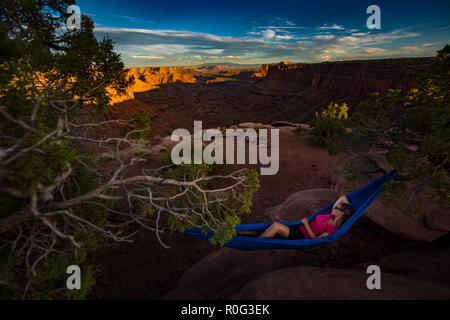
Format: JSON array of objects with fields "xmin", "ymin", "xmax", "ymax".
[
  {"xmin": 109, "ymin": 67, "xmax": 197, "ymax": 104},
  {"xmin": 108, "ymin": 58, "xmax": 431, "ymax": 135},
  {"xmin": 238, "ymin": 58, "xmax": 430, "ymax": 122},
  {"xmin": 252, "ymin": 59, "xmax": 430, "ymax": 108}
]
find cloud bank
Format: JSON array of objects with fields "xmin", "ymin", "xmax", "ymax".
[{"xmin": 93, "ymin": 21, "xmax": 443, "ymax": 66}]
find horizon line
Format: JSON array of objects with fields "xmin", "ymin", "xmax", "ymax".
[{"xmin": 123, "ymin": 55, "xmax": 435, "ymax": 68}]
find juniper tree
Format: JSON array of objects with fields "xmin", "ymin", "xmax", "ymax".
[
  {"xmin": 346, "ymin": 48, "xmax": 449, "ymax": 203},
  {"xmin": 0, "ymin": 0, "xmax": 259, "ymax": 299}
]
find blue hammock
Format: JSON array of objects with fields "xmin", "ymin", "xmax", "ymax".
[{"xmin": 180, "ymin": 169, "xmax": 398, "ymax": 250}]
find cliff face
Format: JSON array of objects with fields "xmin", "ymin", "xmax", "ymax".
[
  {"xmin": 243, "ymin": 59, "xmax": 430, "ymax": 121},
  {"xmin": 108, "ymin": 58, "xmax": 431, "ymax": 132},
  {"xmin": 133, "ymin": 67, "xmax": 197, "ymax": 86},
  {"xmin": 109, "ymin": 67, "xmax": 197, "ymax": 104},
  {"xmin": 108, "ymin": 64, "xmax": 259, "ymax": 105},
  {"xmin": 252, "ymin": 61, "xmax": 296, "ymax": 78},
  {"xmin": 253, "ymin": 60, "xmax": 428, "ymax": 102}
]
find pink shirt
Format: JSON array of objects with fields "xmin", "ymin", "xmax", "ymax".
[{"xmin": 299, "ymin": 213, "xmax": 338, "ymax": 238}]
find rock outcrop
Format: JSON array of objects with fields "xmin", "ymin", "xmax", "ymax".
[
  {"xmin": 265, "ymin": 188, "xmax": 339, "ymax": 221},
  {"xmin": 165, "ymin": 239, "xmax": 450, "ymax": 300},
  {"xmin": 107, "ymin": 85, "xmax": 135, "ymax": 105},
  {"xmin": 108, "ymin": 67, "xmax": 197, "ymax": 105},
  {"xmin": 330, "ymin": 153, "xmax": 449, "ymax": 242},
  {"xmin": 253, "ymin": 60, "xmax": 426, "ymax": 96},
  {"xmin": 249, "ymin": 59, "xmax": 429, "ymax": 122},
  {"xmin": 108, "ymin": 65, "xmax": 260, "ymax": 105},
  {"xmin": 107, "ymin": 59, "xmax": 430, "ymax": 137},
  {"xmin": 133, "ymin": 67, "xmax": 197, "ymax": 86},
  {"xmin": 230, "ymin": 265, "xmax": 450, "ymax": 299},
  {"xmin": 164, "ymin": 158, "xmax": 449, "ymax": 300}
]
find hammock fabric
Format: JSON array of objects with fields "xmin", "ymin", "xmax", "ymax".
[{"xmin": 180, "ymin": 169, "xmax": 398, "ymax": 250}]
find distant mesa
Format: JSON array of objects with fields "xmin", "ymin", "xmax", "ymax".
[
  {"xmin": 108, "ymin": 58, "xmax": 430, "ymax": 129},
  {"xmin": 109, "ymin": 62, "xmax": 297, "ymax": 104},
  {"xmin": 108, "ymin": 64, "xmax": 258, "ymax": 104},
  {"xmin": 108, "ymin": 66, "xmax": 196, "ymax": 104}
]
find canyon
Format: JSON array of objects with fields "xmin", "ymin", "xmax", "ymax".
[
  {"xmin": 108, "ymin": 58, "xmax": 429, "ymax": 138},
  {"xmin": 91, "ymin": 57, "xmax": 450, "ymax": 300}
]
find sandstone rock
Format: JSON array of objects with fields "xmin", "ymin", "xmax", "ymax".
[
  {"xmin": 164, "ymin": 248, "xmax": 301, "ymax": 300},
  {"xmin": 253, "ymin": 60, "xmax": 422, "ymax": 102},
  {"xmin": 238, "ymin": 122, "xmax": 257, "ymax": 128},
  {"xmin": 265, "ymin": 188, "xmax": 339, "ymax": 221},
  {"xmin": 377, "ymin": 246, "xmax": 450, "ymax": 284},
  {"xmin": 109, "ymin": 60, "xmax": 428, "ymax": 139},
  {"xmin": 117, "ymin": 140, "xmax": 150, "ymax": 161},
  {"xmin": 107, "ymin": 86, "xmax": 134, "ymax": 105},
  {"xmin": 277, "ymin": 126, "xmax": 297, "ymax": 135},
  {"xmin": 161, "ymin": 135, "xmax": 177, "ymax": 147},
  {"xmin": 405, "ymin": 144, "xmax": 419, "ymax": 152},
  {"xmin": 230, "ymin": 266, "xmax": 450, "ymax": 299},
  {"xmin": 108, "ymin": 66, "xmax": 198, "ymax": 105},
  {"xmin": 99, "ymin": 152, "xmax": 115, "ymax": 161},
  {"xmin": 250, "ymin": 60, "xmax": 426, "ymax": 123},
  {"xmin": 331, "ymin": 153, "xmax": 448, "ymax": 242},
  {"xmin": 425, "ymin": 207, "xmax": 450, "ymax": 232},
  {"xmin": 165, "ymin": 184, "xmax": 449, "ymax": 300},
  {"xmin": 299, "ymin": 124, "xmax": 312, "ymax": 132},
  {"xmin": 270, "ymin": 120, "xmax": 299, "ymax": 127},
  {"xmin": 165, "ymin": 242, "xmax": 450, "ymax": 300},
  {"xmin": 134, "ymin": 148, "xmax": 152, "ymax": 156}
]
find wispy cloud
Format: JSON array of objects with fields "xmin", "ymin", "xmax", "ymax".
[
  {"xmin": 132, "ymin": 55, "xmax": 165, "ymax": 59},
  {"xmin": 94, "ymin": 26, "xmax": 306, "ymax": 65},
  {"xmin": 255, "ymin": 26, "xmax": 306, "ymax": 29},
  {"xmin": 313, "ymin": 34, "xmax": 335, "ymax": 40},
  {"xmin": 119, "ymin": 15, "xmax": 156, "ymax": 25},
  {"xmin": 318, "ymin": 23, "xmax": 345, "ymax": 30},
  {"xmin": 93, "ymin": 23, "xmax": 438, "ymax": 66}
]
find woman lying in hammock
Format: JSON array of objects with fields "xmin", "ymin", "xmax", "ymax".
[{"xmin": 238, "ymin": 195, "xmax": 354, "ymax": 239}]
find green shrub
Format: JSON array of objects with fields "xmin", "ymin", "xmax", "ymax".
[
  {"xmin": 351, "ymin": 46, "xmax": 449, "ymax": 202},
  {"xmin": 121, "ymin": 109, "xmax": 151, "ymax": 139},
  {"xmin": 407, "ymin": 203, "xmax": 423, "ymax": 216},
  {"xmin": 254, "ymin": 123, "xmax": 264, "ymax": 130},
  {"xmin": 159, "ymin": 140, "xmax": 258, "ymax": 245},
  {"xmin": 0, "ymin": 0, "xmax": 133, "ymax": 299},
  {"xmin": 165, "ymin": 164, "xmax": 259, "ymax": 245},
  {"xmin": 345, "ymin": 171, "xmax": 358, "ymax": 182},
  {"xmin": 310, "ymin": 102, "xmax": 349, "ymax": 155},
  {"xmin": 151, "ymin": 135, "xmax": 162, "ymax": 144}
]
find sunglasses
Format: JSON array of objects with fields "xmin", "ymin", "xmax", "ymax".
[{"xmin": 334, "ymin": 206, "xmax": 345, "ymax": 212}]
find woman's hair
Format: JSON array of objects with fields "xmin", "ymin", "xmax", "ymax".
[{"xmin": 338, "ymin": 203, "xmax": 354, "ymax": 226}]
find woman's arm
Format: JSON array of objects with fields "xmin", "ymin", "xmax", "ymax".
[
  {"xmin": 317, "ymin": 232, "xmax": 330, "ymax": 238},
  {"xmin": 333, "ymin": 195, "xmax": 349, "ymax": 209},
  {"xmin": 301, "ymin": 218, "xmax": 316, "ymax": 239}
]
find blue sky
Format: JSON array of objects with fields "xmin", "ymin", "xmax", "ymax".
[{"xmin": 76, "ymin": 0, "xmax": 450, "ymax": 67}]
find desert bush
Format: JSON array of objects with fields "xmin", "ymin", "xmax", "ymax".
[
  {"xmin": 0, "ymin": 1, "xmax": 259, "ymax": 299},
  {"xmin": 152, "ymin": 135, "xmax": 162, "ymax": 144},
  {"xmin": 349, "ymin": 46, "xmax": 449, "ymax": 203},
  {"xmin": 131, "ymin": 109, "xmax": 151, "ymax": 139},
  {"xmin": 254, "ymin": 123, "xmax": 264, "ymax": 130},
  {"xmin": 165, "ymin": 163, "xmax": 259, "ymax": 245},
  {"xmin": 310, "ymin": 102, "xmax": 349, "ymax": 155}
]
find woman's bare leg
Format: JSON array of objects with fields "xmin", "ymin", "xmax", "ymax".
[{"xmin": 259, "ymin": 222, "xmax": 290, "ymax": 238}]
